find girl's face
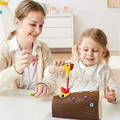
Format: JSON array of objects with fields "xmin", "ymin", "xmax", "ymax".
[
  {"xmin": 79, "ymin": 37, "xmax": 106, "ymax": 67},
  {"xmin": 15, "ymin": 10, "xmax": 44, "ymax": 43}
]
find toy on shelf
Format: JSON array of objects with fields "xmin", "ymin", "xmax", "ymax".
[
  {"xmin": 48, "ymin": 6, "xmax": 57, "ymax": 14},
  {"xmin": 0, "ymin": 0, "xmax": 8, "ymax": 5},
  {"xmin": 63, "ymin": 6, "xmax": 71, "ymax": 14}
]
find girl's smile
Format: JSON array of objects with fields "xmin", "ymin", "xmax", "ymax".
[{"xmin": 79, "ymin": 37, "xmax": 106, "ymax": 66}]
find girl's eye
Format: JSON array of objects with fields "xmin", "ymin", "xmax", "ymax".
[
  {"xmin": 93, "ymin": 49, "xmax": 99, "ymax": 52},
  {"xmin": 39, "ymin": 24, "xmax": 43, "ymax": 28}
]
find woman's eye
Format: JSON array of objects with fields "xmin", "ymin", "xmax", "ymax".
[
  {"xmin": 30, "ymin": 24, "xmax": 36, "ymax": 27},
  {"xmin": 84, "ymin": 49, "xmax": 88, "ymax": 51}
]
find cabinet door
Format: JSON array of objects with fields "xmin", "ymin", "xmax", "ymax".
[
  {"xmin": 39, "ymin": 38, "xmax": 73, "ymax": 48},
  {"xmin": 39, "ymin": 15, "xmax": 74, "ymax": 48},
  {"xmin": 44, "ymin": 17, "xmax": 72, "ymax": 27},
  {"xmin": 40, "ymin": 28, "xmax": 72, "ymax": 37}
]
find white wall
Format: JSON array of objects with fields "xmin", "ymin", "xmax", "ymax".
[{"xmin": 8, "ymin": 0, "xmax": 120, "ymax": 51}]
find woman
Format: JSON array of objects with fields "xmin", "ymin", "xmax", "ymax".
[{"xmin": 0, "ymin": 0, "xmax": 52, "ymax": 97}]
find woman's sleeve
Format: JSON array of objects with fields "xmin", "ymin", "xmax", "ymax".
[
  {"xmin": 0, "ymin": 44, "xmax": 22, "ymax": 89},
  {"xmin": 42, "ymin": 42, "xmax": 53, "ymax": 68}
]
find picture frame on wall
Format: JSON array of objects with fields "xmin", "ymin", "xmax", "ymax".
[{"xmin": 107, "ymin": 0, "xmax": 120, "ymax": 8}]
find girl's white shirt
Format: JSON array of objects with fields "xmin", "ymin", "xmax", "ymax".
[
  {"xmin": 68, "ymin": 61, "xmax": 115, "ymax": 92},
  {"xmin": 8, "ymin": 36, "xmax": 40, "ymax": 89},
  {"xmin": 44, "ymin": 60, "xmax": 118, "ymax": 93}
]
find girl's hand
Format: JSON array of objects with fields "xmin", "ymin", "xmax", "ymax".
[
  {"xmin": 49, "ymin": 60, "xmax": 65, "ymax": 74},
  {"xmin": 14, "ymin": 50, "xmax": 35, "ymax": 74},
  {"xmin": 34, "ymin": 83, "xmax": 50, "ymax": 97},
  {"xmin": 104, "ymin": 86, "xmax": 116, "ymax": 103}
]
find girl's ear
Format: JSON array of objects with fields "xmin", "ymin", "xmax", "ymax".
[
  {"xmin": 102, "ymin": 48, "xmax": 108, "ymax": 57},
  {"xmin": 78, "ymin": 45, "xmax": 81, "ymax": 54}
]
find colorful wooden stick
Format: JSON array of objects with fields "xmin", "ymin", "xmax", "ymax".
[
  {"xmin": 64, "ymin": 63, "xmax": 74, "ymax": 90},
  {"xmin": 59, "ymin": 63, "xmax": 74, "ymax": 98}
]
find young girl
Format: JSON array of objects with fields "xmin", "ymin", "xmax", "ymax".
[
  {"xmin": 0, "ymin": 0, "xmax": 52, "ymax": 97},
  {"xmin": 42, "ymin": 28, "xmax": 120, "ymax": 103}
]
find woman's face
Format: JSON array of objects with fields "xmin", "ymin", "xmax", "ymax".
[
  {"xmin": 15, "ymin": 10, "xmax": 44, "ymax": 43},
  {"xmin": 79, "ymin": 37, "xmax": 106, "ymax": 66}
]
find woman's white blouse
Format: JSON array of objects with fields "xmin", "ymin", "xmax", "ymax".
[{"xmin": 8, "ymin": 36, "xmax": 40, "ymax": 89}]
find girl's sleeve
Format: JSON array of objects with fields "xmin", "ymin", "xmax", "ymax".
[
  {"xmin": 42, "ymin": 65, "xmax": 58, "ymax": 93},
  {"xmin": 40, "ymin": 42, "xmax": 57, "ymax": 93},
  {"xmin": 104, "ymin": 66, "xmax": 120, "ymax": 103}
]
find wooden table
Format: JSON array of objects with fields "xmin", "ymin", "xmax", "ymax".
[{"xmin": 0, "ymin": 89, "xmax": 120, "ymax": 120}]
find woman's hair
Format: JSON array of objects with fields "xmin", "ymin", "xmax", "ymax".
[
  {"xmin": 7, "ymin": 0, "xmax": 45, "ymax": 40},
  {"xmin": 72, "ymin": 28, "xmax": 110, "ymax": 64}
]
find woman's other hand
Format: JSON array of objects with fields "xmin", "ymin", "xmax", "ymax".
[{"xmin": 34, "ymin": 83, "xmax": 50, "ymax": 97}]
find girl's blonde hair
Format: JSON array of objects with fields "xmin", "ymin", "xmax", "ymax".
[
  {"xmin": 7, "ymin": 0, "xmax": 45, "ymax": 40},
  {"xmin": 72, "ymin": 28, "xmax": 110, "ymax": 64}
]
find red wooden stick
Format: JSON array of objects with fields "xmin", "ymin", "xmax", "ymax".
[{"xmin": 66, "ymin": 77, "xmax": 69, "ymax": 90}]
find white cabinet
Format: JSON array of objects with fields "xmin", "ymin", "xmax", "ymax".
[{"xmin": 39, "ymin": 14, "xmax": 74, "ymax": 49}]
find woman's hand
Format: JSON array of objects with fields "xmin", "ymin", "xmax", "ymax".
[
  {"xmin": 49, "ymin": 60, "xmax": 65, "ymax": 74},
  {"xmin": 104, "ymin": 86, "xmax": 116, "ymax": 103},
  {"xmin": 14, "ymin": 50, "xmax": 35, "ymax": 74},
  {"xmin": 34, "ymin": 83, "xmax": 50, "ymax": 97}
]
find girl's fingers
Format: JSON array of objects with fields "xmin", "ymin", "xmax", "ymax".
[
  {"xmin": 56, "ymin": 60, "xmax": 60, "ymax": 66},
  {"xmin": 108, "ymin": 89, "xmax": 115, "ymax": 96},
  {"xmin": 104, "ymin": 86, "xmax": 109, "ymax": 98},
  {"xmin": 55, "ymin": 60, "xmax": 65, "ymax": 66},
  {"xmin": 53, "ymin": 60, "xmax": 65, "ymax": 66},
  {"xmin": 53, "ymin": 61, "xmax": 57, "ymax": 66},
  {"xmin": 105, "ymin": 86, "xmax": 115, "ymax": 94},
  {"xmin": 108, "ymin": 92, "xmax": 116, "ymax": 99},
  {"xmin": 105, "ymin": 92, "xmax": 116, "ymax": 103},
  {"xmin": 105, "ymin": 86, "xmax": 110, "ymax": 93},
  {"xmin": 104, "ymin": 87, "xmax": 116, "ymax": 103},
  {"xmin": 107, "ymin": 97, "xmax": 116, "ymax": 103},
  {"xmin": 60, "ymin": 60, "xmax": 65, "ymax": 66}
]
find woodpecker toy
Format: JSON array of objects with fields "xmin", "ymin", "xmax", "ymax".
[{"xmin": 59, "ymin": 63, "xmax": 74, "ymax": 98}]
